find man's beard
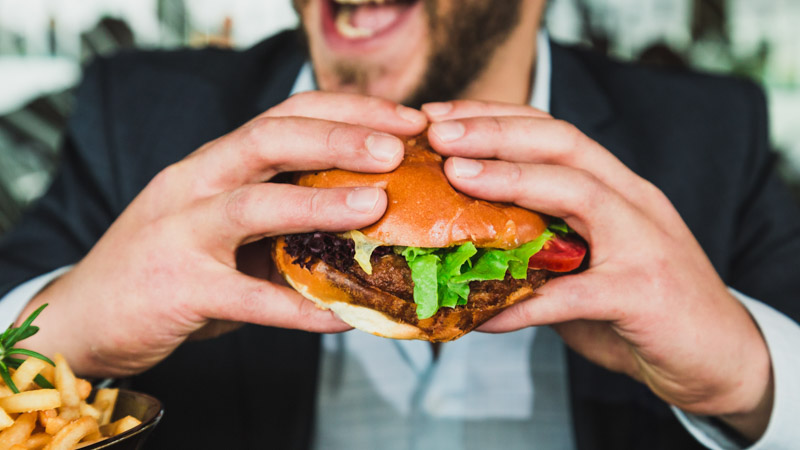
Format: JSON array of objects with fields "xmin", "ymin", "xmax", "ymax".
[{"xmin": 292, "ymin": 0, "xmax": 523, "ymax": 108}]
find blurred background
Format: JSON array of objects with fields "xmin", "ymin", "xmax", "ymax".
[{"xmin": 0, "ymin": 0, "xmax": 798, "ymax": 232}]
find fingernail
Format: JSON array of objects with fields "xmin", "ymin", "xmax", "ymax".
[
  {"xmin": 422, "ymin": 102, "xmax": 453, "ymax": 117},
  {"xmin": 396, "ymin": 104, "xmax": 426, "ymax": 124},
  {"xmin": 451, "ymin": 157, "xmax": 483, "ymax": 178},
  {"xmin": 430, "ymin": 121, "xmax": 465, "ymax": 143},
  {"xmin": 346, "ymin": 187, "xmax": 380, "ymax": 213},
  {"xmin": 366, "ymin": 133, "xmax": 402, "ymax": 162}
]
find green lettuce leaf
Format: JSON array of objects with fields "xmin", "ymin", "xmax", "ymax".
[
  {"xmin": 547, "ymin": 218, "xmax": 571, "ymax": 235},
  {"xmin": 396, "ymin": 224, "xmax": 563, "ymax": 319},
  {"xmin": 404, "ymin": 253, "xmax": 440, "ymax": 319},
  {"xmin": 438, "ymin": 242, "xmax": 477, "ymax": 307}
]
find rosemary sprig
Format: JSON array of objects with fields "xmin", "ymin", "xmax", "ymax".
[{"xmin": 0, "ymin": 304, "xmax": 55, "ymax": 393}]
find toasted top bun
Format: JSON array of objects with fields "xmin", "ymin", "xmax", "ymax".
[{"xmin": 296, "ymin": 133, "xmax": 547, "ymax": 249}]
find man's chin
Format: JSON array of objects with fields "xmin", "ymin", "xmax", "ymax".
[
  {"xmin": 298, "ymin": 0, "xmax": 432, "ymax": 103},
  {"xmin": 314, "ymin": 53, "xmax": 430, "ymax": 104}
]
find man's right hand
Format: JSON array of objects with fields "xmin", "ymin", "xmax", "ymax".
[{"xmin": 17, "ymin": 92, "xmax": 427, "ymax": 377}]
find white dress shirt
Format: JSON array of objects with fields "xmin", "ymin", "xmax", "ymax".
[{"xmin": 2, "ymin": 30, "xmax": 799, "ymax": 450}]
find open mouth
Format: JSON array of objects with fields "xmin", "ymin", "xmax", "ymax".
[{"xmin": 323, "ymin": 0, "xmax": 421, "ymax": 45}]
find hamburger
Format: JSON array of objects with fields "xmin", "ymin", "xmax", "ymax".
[{"xmin": 273, "ymin": 133, "xmax": 586, "ymax": 342}]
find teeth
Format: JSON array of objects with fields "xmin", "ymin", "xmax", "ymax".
[{"xmin": 335, "ymin": 5, "xmax": 375, "ymax": 39}]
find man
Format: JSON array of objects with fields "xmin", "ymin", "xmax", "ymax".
[{"xmin": 0, "ymin": 0, "xmax": 798, "ymax": 448}]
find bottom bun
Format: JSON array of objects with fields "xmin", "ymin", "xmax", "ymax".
[{"xmin": 273, "ymin": 237, "xmax": 549, "ymax": 342}]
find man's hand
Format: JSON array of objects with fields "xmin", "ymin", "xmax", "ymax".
[
  {"xmin": 18, "ymin": 92, "xmax": 427, "ymax": 378},
  {"xmin": 423, "ymin": 100, "xmax": 773, "ymax": 441}
]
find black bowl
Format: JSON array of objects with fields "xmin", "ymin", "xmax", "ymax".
[{"xmin": 81, "ymin": 389, "xmax": 164, "ymax": 450}]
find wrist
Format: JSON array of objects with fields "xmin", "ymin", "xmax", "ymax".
[
  {"xmin": 712, "ymin": 311, "xmax": 774, "ymax": 443},
  {"xmin": 673, "ymin": 301, "xmax": 774, "ymax": 443},
  {"xmin": 15, "ymin": 272, "xmax": 98, "ymax": 377},
  {"xmin": 717, "ymin": 368, "xmax": 773, "ymax": 444}
]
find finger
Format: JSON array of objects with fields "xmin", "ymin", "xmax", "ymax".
[
  {"xmin": 265, "ymin": 91, "xmax": 427, "ymax": 135},
  {"xmin": 477, "ymin": 272, "xmax": 618, "ymax": 332},
  {"xmin": 443, "ymin": 157, "xmax": 641, "ymax": 246},
  {"xmin": 430, "ymin": 116, "xmax": 682, "ymax": 230},
  {"xmin": 421, "ymin": 100, "xmax": 550, "ymax": 121},
  {"xmin": 195, "ymin": 184, "xmax": 388, "ymax": 249},
  {"xmin": 430, "ymin": 116, "xmax": 632, "ymax": 190},
  {"xmin": 477, "ymin": 276, "xmax": 640, "ymax": 378},
  {"xmin": 197, "ymin": 271, "xmax": 353, "ymax": 333},
  {"xmin": 183, "ymin": 116, "xmax": 406, "ymax": 193}
]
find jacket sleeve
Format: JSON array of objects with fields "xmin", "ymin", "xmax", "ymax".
[
  {"xmin": 0, "ymin": 59, "xmax": 121, "ymax": 298},
  {"xmin": 725, "ymin": 81, "xmax": 800, "ymax": 323}
]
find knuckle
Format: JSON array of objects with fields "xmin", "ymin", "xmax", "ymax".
[
  {"xmin": 486, "ymin": 115, "xmax": 506, "ymax": 135},
  {"xmin": 555, "ymin": 119, "xmax": 584, "ymax": 152},
  {"xmin": 507, "ymin": 163, "xmax": 526, "ymax": 199},
  {"xmin": 241, "ymin": 117, "xmax": 273, "ymax": 150},
  {"xmin": 238, "ymin": 285, "xmax": 265, "ymax": 316},
  {"xmin": 323, "ymin": 123, "xmax": 353, "ymax": 158},
  {"xmin": 149, "ymin": 162, "xmax": 182, "ymax": 192},
  {"xmin": 572, "ymin": 170, "xmax": 606, "ymax": 210},
  {"xmin": 450, "ymin": 99, "xmax": 477, "ymax": 112},
  {"xmin": 641, "ymin": 179, "xmax": 670, "ymax": 206},
  {"xmin": 280, "ymin": 91, "xmax": 318, "ymax": 114},
  {"xmin": 238, "ymin": 117, "xmax": 283, "ymax": 169},
  {"xmin": 507, "ymin": 302, "xmax": 535, "ymax": 327},
  {"xmin": 224, "ymin": 187, "xmax": 255, "ymax": 230},
  {"xmin": 300, "ymin": 188, "xmax": 327, "ymax": 219},
  {"xmin": 295, "ymin": 296, "xmax": 319, "ymax": 322},
  {"xmin": 365, "ymin": 95, "xmax": 393, "ymax": 111}
]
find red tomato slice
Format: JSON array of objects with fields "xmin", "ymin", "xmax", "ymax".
[{"xmin": 528, "ymin": 235, "xmax": 587, "ymax": 272}]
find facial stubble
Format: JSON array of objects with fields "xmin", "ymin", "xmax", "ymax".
[{"xmin": 293, "ymin": 0, "xmax": 523, "ymax": 108}]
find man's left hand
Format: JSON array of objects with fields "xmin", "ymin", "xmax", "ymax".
[{"xmin": 423, "ymin": 100, "xmax": 773, "ymax": 442}]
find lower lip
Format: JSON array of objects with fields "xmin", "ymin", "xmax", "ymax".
[{"xmin": 321, "ymin": 0, "xmax": 422, "ymax": 52}]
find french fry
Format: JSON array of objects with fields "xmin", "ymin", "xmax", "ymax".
[
  {"xmin": 38, "ymin": 366, "xmax": 54, "ymax": 387},
  {"xmin": 24, "ymin": 432, "xmax": 51, "ymax": 450},
  {"xmin": 0, "ymin": 412, "xmax": 37, "ymax": 448},
  {"xmin": 0, "ymin": 407, "xmax": 14, "ymax": 431},
  {"xmin": 90, "ymin": 389, "xmax": 117, "ymax": 427},
  {"xmin": 81, "ymin": 430, "xmax": 102, "ymax": 442},
  {"xmin": 9, "ymin": 444, "xmax": 26, "ymax": 450},
  {"xmin": 0, "ymin": 385, "xmax": 14, "ymax": 399},
  {"xmin": 10, "ymin": 358, "xmax": 48, "ymax": 393},
  {"xmin": 106, "ymin": 416, "xmax": 140, "ymax": 437},
  {"xmin": 52, "ymin": 355, "xmax": 79, "ymax": 422},
  {"xmin": 37, "ymin": 409, "xmax": 56, "ymax": 429},
  {"xmin": 0, "ymin": 390, "xmax": 61, "ymax": 414},
  {"xmin": 77, "ymin": 403, "xmax": 99, "ymax": 422},
  {"xmin": 42, "ymin": 417, "xmax": 98, "ymax": 450},
  {"xmin": 74, "ymin": 381, "xmax": 91, "ymax": 403},
  {"xmin": 44, "ymin": 417, "xmax": 67, "ymax": 436}
]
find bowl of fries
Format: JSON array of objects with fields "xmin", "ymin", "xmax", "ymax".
[
  {"xmin": 0, "ymin": 305, "xmax": 163, "ymax": 449},
  {"xmin": 0, "ymin": 354, "xmax": 164, "ymax": 450}
]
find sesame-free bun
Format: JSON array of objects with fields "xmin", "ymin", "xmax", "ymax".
[
  {"xmin": 296, "ymin": 134, "xmax": 548, "ymax": 249},
  {"xmin": 274, "ymin": 133, "xmax": 552, "ymax": 342}
]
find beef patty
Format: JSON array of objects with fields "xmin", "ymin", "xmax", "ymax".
[{"xmin": 283, "ymin": 232, "xmax": 550, "ymax": 310}]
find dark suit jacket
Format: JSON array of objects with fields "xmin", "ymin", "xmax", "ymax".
[{"xmin": 1, "ymin": 30, "xmax": 799, "ymax": 449}]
